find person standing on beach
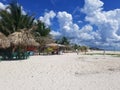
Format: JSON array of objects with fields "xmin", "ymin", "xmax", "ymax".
[{"xmin": 76, "ymin": 49, "xmax": 79, "ymax": 55}]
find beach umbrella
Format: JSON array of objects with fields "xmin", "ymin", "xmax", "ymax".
[
  {"xmin": 0, "ymin": 32, "xmax": 10, "ymax": 48},
  {"xmin": 8, "ymin": 31, "xmax": 39, "ymax": 46}
]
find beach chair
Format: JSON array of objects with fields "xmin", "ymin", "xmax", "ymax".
[{"xmin": 12, "ymin": 52, "xmax": 18, "ymax": 59}]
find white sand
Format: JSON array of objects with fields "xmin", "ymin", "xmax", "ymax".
[{"xmin": 0, "ymin": 52, "xmax": 120, "ymax": 90}]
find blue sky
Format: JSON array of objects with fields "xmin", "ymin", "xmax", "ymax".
[
  {"xmin": 0, "ymin": 0, "xmax": 84, "ymax": 17},
  {"xmin": 0, "ymin": 0, "xmax": 120, "ymax": 50},
  {"xmin": 1, "ymin": 0, "xmax": 120, "ymax": 17}
]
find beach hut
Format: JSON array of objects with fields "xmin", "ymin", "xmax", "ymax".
[
  {"xmin": 46, "ymin": 43, "xmax": 65, "ymax": 48},
  {"xmin": 0, "ymin": 32, "xmax": 10, "ymax": 48},
  {"xmin": 8, "ymin": 30, "xmax": 39, "ymax": 46},
  {"xmin": 8, "ymin": 30, "xmax": 39, "ymax": 59},
  {"xmin": 46, "ymin": 43, "xmax": 66, "ymax": 54},
  {"xmin": 0, "ymin": 32, "xmax": 11, "ymax": 60},
  {"xmin": 46, "ymin": 43, "xmax": 59, "ymax": 47}
]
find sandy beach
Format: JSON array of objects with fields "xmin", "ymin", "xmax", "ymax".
[{"xmin": 0, "ymin": 51, "xmax": 120, "ymax": 90}]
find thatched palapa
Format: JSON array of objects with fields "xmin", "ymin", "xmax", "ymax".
[
  {"xmin": 8, "ymin": 31, "xmax": 39, "ymax": 46},
  {"xmin": 46, "ymin": 43, "xmax": 65, "ymax": 47},
  {"xmin": 0, "ymin": 32, "xmax": 10, "ymax": 48}
]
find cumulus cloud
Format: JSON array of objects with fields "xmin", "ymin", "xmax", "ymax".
[
  {"xmin": 21, "ymin": 6, "xmax": 27, "ymax": 15},
  {"xmin": 0, "ymin": 2, "xmax": 26, "ymax": 15},
  {"xmin": 39, "ymin": 10, "xmax": 56, "ymax": 26},
  {"xmin": 0, "ymin": 0, "xmax": 117, "ymax": 50},
  {"xmin": 81, "ymin": 0, "xmax": 120, "ymax": 49},
  {"xmin": 49, "ymin": 0, "xmax": 120, "ymax": 50},
  {"xmin": 43, "ymin": 11, "xmax": 98, "ymax": 47},
  {"xmin": 57, "ymin": 11, "xmax": 79, "ymax": 38},
  {"xmin": 1, "ymin": 0, "xmax": 120, "ymax": 50},
  {"xmin": 81, "ymin": 0, "xmax": 104, "ymax": 14},
  {"xmin": 55, "ymin": 11, "xmax": 98, "ymax": 45},
  {"xmin": 0, "ymin": 2, "xmax": 7, "ymax": 10},
  {"xmin": 50, "ymin": 30, "xmax": 61, "ymax": 39}
]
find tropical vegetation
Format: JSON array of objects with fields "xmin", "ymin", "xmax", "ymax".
[
  {"xmin": 0, "ymin": 1, "xmax": 89, "ymax": 60},
  {"xmin": 56, "ymin": 36, "xmax": 70, "ymax": 45},
  {"xmin": 0, "ymin": 1, "xmax": 52, "ymax": 60}
]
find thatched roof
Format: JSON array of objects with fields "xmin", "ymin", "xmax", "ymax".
[
  {"xmin": 46, "ymin": 43, "xmax": 65, "ymax": 47},
  {"xmin": 36, "ymin": 36, "xmax": 54, "ymax": 46},
  {"xmin": 8, "ymin": 31, "xmax": 39, "ymax": 46},
  {"xmin": 0, "ymin": 32, "xmax": 10, "ymax": 48},
  {"xmin": 46, "ymin": 43, "xmax": 59, "ymax": 47}
]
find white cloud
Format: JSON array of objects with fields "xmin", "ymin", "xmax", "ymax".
[
  {"xmin": 55, "ymin": 11, "xmax": 98, "ymax": 45},
  {"xmin": 21, "ymin": 6, "xmax": 27, "ymax": 15},
  {"xmin": 38, "ymin": 0, "xmax": 120, "ymax": 50},
  {"xmin": 57, "ymin": 11, "xmax": 73, "ymax": 30},
  {"xmin": 0, "ymin": 2, "xmax": 27, "ymax": 15},
  {"xmin": 81, "ymin": 0, "xmax": 104, "ymax": 14},
  {"xmin": 57, "ymin": 11, "xmax": 79, "ymax": 38},
  {"xmin": 39, "ymin": 10, "xmax": 56, "ymax": 26},
  {"xmin": 43, "ymin": 11, "xmax": 98, "ymax": 47},
  {"xmin": 1, "ymin": 1, "xmax": 120, "ymax": 50},
  {"xmin": 81, "ymin": 0, "xmax": 120, "ymax": 49},
  {"xmin": 50, "ymin": 30, "xmax": 61, "ymax": 39},
  {"xmin": 0, "ymin": 2, "xmax": 7, "ymax": 10},
  {"xmin": 77, "ymin": 20, "xmax": 82, "ymax": 23}
]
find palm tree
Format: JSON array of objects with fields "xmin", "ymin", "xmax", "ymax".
[
  {"xmin": 0, "ymin": 1, "xmax": 54, "ymax": 58},
  {"xmin": 32, "ymin": 20, "xmax": 53, "ymax": 54},
  {"xmin": 56, "ymin": 36, "xmax": 70, "ymax": 45},
  {"xmin": 80, "ymin": 46, "xmax": 88, "ymax": 54},
  {"xmin": 0, "ymin": 1, "xmax": 35, "ymax": 59},
  {"xmin": 32, "ymin": 20, "xmax": 50, "ymax": 37},
  {"xmin": 55, "ymin": 37, "xmax": 70, "ymax": 52},
  {"xmin": 0, "ymin": 1, "xmax": 35, "ymax": 36}
]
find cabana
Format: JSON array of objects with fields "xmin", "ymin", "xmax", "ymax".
[
  {"xmin": 8, "ymin": 30, "xmax": 39, "ymax": 59},
  {"xmin": 46, "ymin": 43, "xmax": 65, "ymax": 54},
  {"xmin": 0, "ymin": 32, "xmax": 11, "ymax": 60},
  {"xmin": 0, "ymin": 32, "xmax": 10, "ymax": 49}
]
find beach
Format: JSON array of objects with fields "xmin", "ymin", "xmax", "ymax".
[{"xmin": 0, "ymin": 51, "xmax": 120, "ymax": 90}]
